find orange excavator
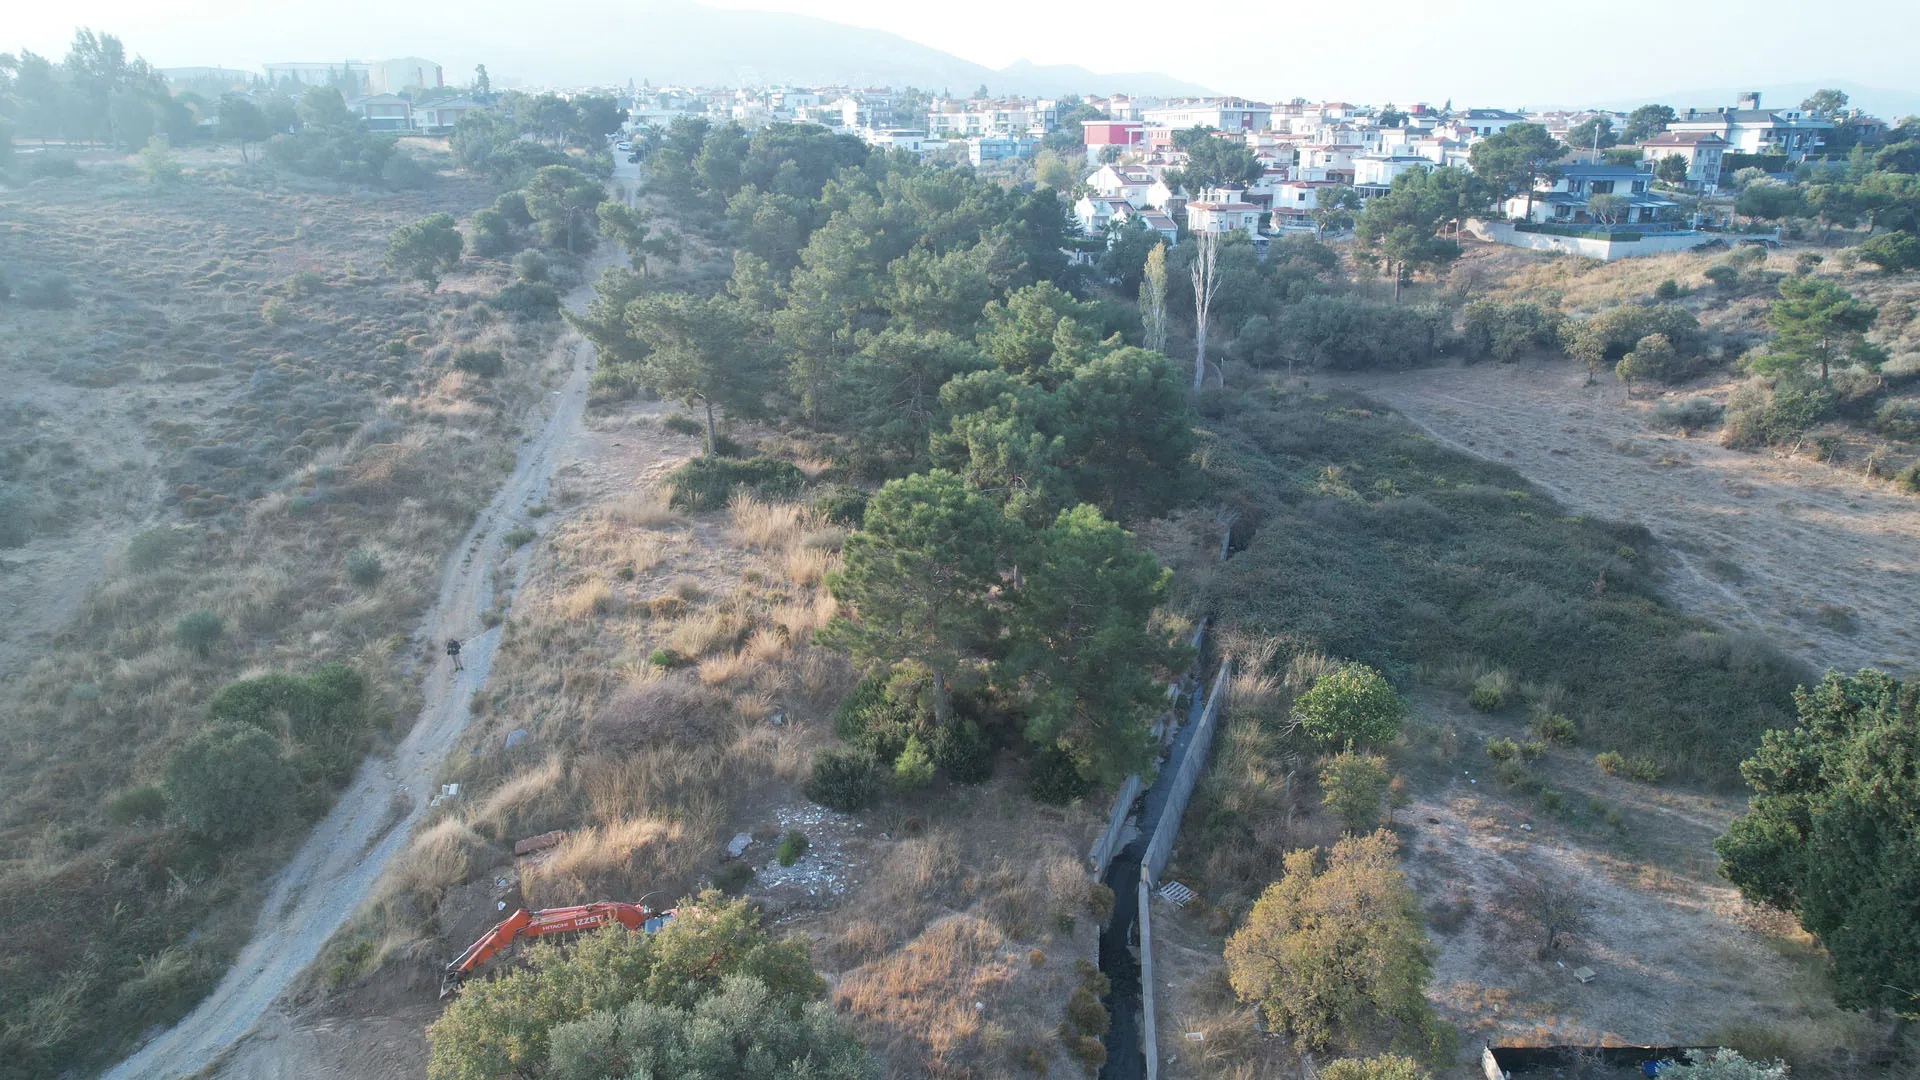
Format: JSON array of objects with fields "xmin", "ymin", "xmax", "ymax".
[{"xmin": 440, "ymin": 901, "xmax": 675, "ymax": 997}]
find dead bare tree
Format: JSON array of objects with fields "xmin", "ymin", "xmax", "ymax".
[
  {"xmin": 1516, "ymin": 871, "xmax": 1591, "ymax": 958},
  {"xmin": 1189, "ymin": 230, "xmax": 1221, "ymax": 390}
]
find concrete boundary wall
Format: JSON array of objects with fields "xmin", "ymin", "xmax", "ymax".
[
  {"xmin": 1090, "ymin": 774, "xmax": 1143, "ymax": 877},
  {"xmin": 1139, "ymin": 876, "xmax": 1158, "ymax": 1080},
  {"xmin": 1466, "ymin": 218, "xmax": 1723, "ymax": 261},
  {"xmin": 1141, "ymin": 658, "xmax": 1232, "ymax": 888}
]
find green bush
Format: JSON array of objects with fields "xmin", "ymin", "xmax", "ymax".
[
  {"xmin": 1467, "ymin": 670, "xmax": 1511, "ymax": 712},
  {"xmin": 344, "ymin": 548, "xmax": 384, "ymax": 588},
  {"xmin": 1595, "ymin": 750, "xmax": 1665, "ymax": 782},
  {"xmin": 1485, "ymin": 737, "xmax": 1520, "ymax": 762},
  {"xmin": 1654, "ymin": 279, "xmax": 1681, "ymax": 301},
  {"xmin": 1293, "ymin": 662, "xmax": 1406, "ymax": 745},
  {"xmin": 206, "ymin": 663, "xmax": 367, "ymax": 747},
  {"xmin": 892, "ymin": 734, "xmax": 936, "ymax": 790},
  {"xmin": 126, "ymin": 526, "xmax": 188, "ymax": 571},
  {"xmin": 1871, "ymin": 400, "xmax": 1920, "ymax": 440},
  {"xmin": 163, "ymin": 721, "xmax": 299, "ymax": 843},
  {"xmin": 1066, "ymin": 987, "xmax": 1110, "ymax": 1037},
  {"xmin": 105, "ymin": 784, "xmax": 168, "ymax": 825},
  {"xmin": 490, "ymin": 280, "xmax": 560, "ymax": 321},
  {"xmin": 453, "ymin": 346, "xmax": 505, "ymax": 377},
  {"xmin": 505, "ymin": 524, "xmax": 538, "ymax": 549},
  {"xmin": 776, "ymin": 831, "xmax": 810, "ymax": 866},
  {"xmin": 665, "ymin": 456, "xmax": 804, "ymax": 510},
  {"xmin": 1531, "ymin": 713, "xmax": 1577, "ymax": 745},
  {"xmin": 932, "ymin": 719, "xmax": 994, "ymax": 784},
  {"xmin": 661, "ymin": 412, "xmax": 704, "ymax": 438},
  {"xmin": 1898, "ymin": 462, "xmax": 1920, "ymax": 494},
  {"xmin": 812, "ymin": 484, "xmax": 870, "ymax": 527},
  {"xmin": 512, "ymin": 249, "xmax": 550, "ymax": 283},
  {"xmin": 175, "ymin": 610, "xmax": 225, "ymax": 656},
  {"xmin": 1461, "ymin": 300, "xmax": 1564, "ymax": 361},
  {"xmin": 804, "ymin": 748, "xmax": 879, "ymax": 812},
  {"xmin": 1563, "ymin": 304, "xmax": 1705, "ymax": 379},
  {"xmin": 713, "ymin": 861, "xmax": 754, "ymax": 895},
  {"xmin": 1648, "ymin": 396, "xmax": 1725, "ymax": 432},
  {"xmin": 1028, "ymin": 747, "xmax": 1091, "ymax": 805},
  {"xmin": 1723, "ymin": 378, "xmax": 1836, "ymax": 449},
  {"xmin": 1705, "ymin": 265, "xmax": 1740, "ymax": 292},
  {"xmin": 1858, "ymin": 232, "xmax": 1920, "ymax": 275},
  {"xmin": 647, "ymin": 648, "xmax": 686, "ymax": 669}
]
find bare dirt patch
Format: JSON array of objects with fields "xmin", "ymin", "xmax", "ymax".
[{"xmin": 1329, "ymin": 361, "xmax": 1920, "ymax": 677}]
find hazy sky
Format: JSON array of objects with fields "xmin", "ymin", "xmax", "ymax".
[{"xmin": 8, "ymin": 0, "xmax": 1918, "ymax": 106}]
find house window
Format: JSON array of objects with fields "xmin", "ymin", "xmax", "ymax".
[{"xmin": 1590, "ymin": 180, "xmax": 1614, "ymax": 194}]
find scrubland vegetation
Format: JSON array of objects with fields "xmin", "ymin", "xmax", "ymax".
[{"xmin": 0, "ymin": 30, "xmax": 629, "ymax": 1075}]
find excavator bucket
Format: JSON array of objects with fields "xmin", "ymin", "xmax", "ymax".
[{"xmin": 439, "ymin": 967, "xmax": 466, "ymax": 1000}]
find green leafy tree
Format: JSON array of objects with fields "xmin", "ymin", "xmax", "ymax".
[
  {"xmin": 525, "ymin": 164, "xmax": 606, "ymax": 255},
  {"xmin": 1005, "ymin": 504, "xmax": 1183, "ymax": 782},
  {"xmin": 217, "ymin": 94, "xmax": 270, "ymax": 163},
  {"xmin": 1167, "ymin": 125, "xmax": 1264, "ymax": 191},
  {"xmin": 136, "ymin": 134, "xmax": 180, "ymax": 183},
  {"xmin": 1655, "ymin": 153, "xmax": 1690, "ymax": 184},
  {"xmin": 624, "ymin": 293, "xmax": 773, "ymax": 453},
  {"xmin": 1468, "ymin": 122, "xmax": 1564, "ymax": 220},
  {"xmin": 1354, "ymin": 168, "xmax": 1463, "ymax": 302},
  {"xmin": 1663, "ymin": 1049, "xmax": 1789, "ymax": 1080},
  {"xmin": 821, "ymin": 471, "xmax": 1019, "ymax": 726},
  {"xmin": 1225, "ymin": 831, "xmax": 1439, "ymax": 1054},
  {"xmin": 1715, "ymin": 669, "xmax": 1920, "ymax": 1018},
  {"xmin": 162, "ymin": 721, "xmax": 298, "ymax": 843},
  {"xmin": 544, "ymin": 975, "xmax": 873, "ymax": 1080},
  {"xmin": 427, "ymin": 891, "xmax": 825, "ymax": 1080},
  {"xmin": 1565, "ymin": 115, "xmax": 1616, "ymax": 152},
  {"xmin": 1311, "ymin": 185, "xmax": 1365, "ymax": 238},
  {"xmin": 1800, "ymin": 89, "xmax": 1849, "ymax": 117},
  {"xmin": 1140, "ymin": 241, "xmax": 1170, "ymax": 355},
  {"xmin": 1736, "ymin": 182, "xmax": 1806, "ymax": 222},
  {"xmin": 1293, "ymin": 663, "xmax": 1406, "ymax": 746},
  {"xmin": 385, "ymin": 212, "xmax": 463, "ymax": 292},
  {"xmin": 472, "ymin": 63, "xmax": 491, "ymax": 100},
  {"xmin": 595, "ymin": 201, "xmax": 670, "ymax": 278},
  {"xmin": 1320, "ymin": 749, "xmax": 1391, "ymax": 833},
  {"xmin": 1616, "ymin": 333, "xmax": 1675, "ymax": 396},
  {"xmin": 1621, "ymin": 104, "xmax": 1676, "ymax": 143},
  {"xmin": 1759, "ymin": 275, "xmax": 1877, "ymax": 382}
]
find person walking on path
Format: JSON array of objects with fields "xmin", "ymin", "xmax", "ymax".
[{"xmin": 445, "ymin": 637, "xmax": 463, "ymax": 672}]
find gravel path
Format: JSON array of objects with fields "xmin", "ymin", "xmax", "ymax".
[{"xmin": 103, "ymin": 257, "xmax": 610, "ymax": 1080}]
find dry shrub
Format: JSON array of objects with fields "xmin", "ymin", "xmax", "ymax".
[
  {"xmin": 800, "ymin": 526, "xmax": 846, "ymax": 550},
  {"xmin": 384, "ymin": 817, "xmax": 488, "ymax": 908},
  {"xmin": 521, "ymin": 816, "xmax": 685, "ymax": 906},
  {"xmin": 665, "ymin": 608, "xmax": 742, "ymax": 658},
  {"xmin": 667, "ymin": 574, "xmax": 707, "ymax": 601},
  {"xmin": 770, "ymin": 596, "xmax": 835, "ymax": 642},
  {"xmin": 696, "ymin": 648, "xmax": 763, "ymax": 688},
  {"xmin": 470, "ymin": 755, "xmax": 571, "ymax": 840},
  {"xmin": 744, "ymin": 627, "xmax": 788, "ymax": 664},
  {"xmin": 728, "ymin": 493, "xmax": 809, "ymax": 549},
  {"xmin": 625, "ymin": 536, "xmax": 665, "ymax": 576},
  {"xmin": 875, "ymin": 830, "xmax": 962, "ymax": 909},
  {"xmin": 824, "ymin": 917, "xmax": 898, "ymax": 971},
  {"xmin": 590, "ymin": 673, "xmax": 726, "ymax": 751},
  {"xmin": 555, "ymin": 578, "xmax": 616, "ymax": 620},
  {"xmin": 726, "ymin": 719, "xmax": 813, "ymax": 781},
  {"xmin": 609, "ymin": 488, "xmax": 676, "ymax": 527},
  {"xmin": 836, "ymin": 914, "xmax": 1016, "ymax": 1064},
  {"xmin": 782, "ymin": 545, "xmax": 833, "ymax": 588}
]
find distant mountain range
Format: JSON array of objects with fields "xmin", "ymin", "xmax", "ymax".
[
  {"xmin": 486, "ymin": 1, "xmax": 1211, "ymax": 97},
  {"xmin": 1593, "ymin": 79, "xmax": 1920, "ymax": 122}
]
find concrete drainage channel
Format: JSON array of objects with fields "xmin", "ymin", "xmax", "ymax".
[
  {"xmin": 1097, "ymin": 510, "xmax": 1246, "ymax": 1080},
  {"xmin": 1098, "ymin": 652, "xmax": 1233, "ymax": 1080}
]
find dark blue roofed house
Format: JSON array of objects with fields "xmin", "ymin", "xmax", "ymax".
[
  {"xmin": 1502, "ymin": 163, "xmax": 1682, "ymax": 230},
  {"xmin": 1664, "ymin": 91, "xmax": 1833, "ymax": 162},
  {"xmin": 348, "ymin": 93, "xmax": 413, "ymax": 132}
]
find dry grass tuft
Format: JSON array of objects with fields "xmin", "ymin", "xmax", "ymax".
[
  {"xmin": 665, "ymin": 607, "xmax": 743, "ymax": 658},
  {"xmin": 555, "ymin": 578, "xmax": 616, "ymax": 620},
  {"xmin": 521, "ymin": 815, "xmax": 687, "ymax": 907},
  {"xmin": 590, "ymin": 673, "xmax": 727, "ymax": 751},
  {"xmin": 728, "ymin": 493, "xmax": 810, "ymax": 549},
  {"xmin": 609, "ymin": 488, "xmax": 677, "ymax": 527},
  {"xmin": 383, "ymin": 818, "xmax": 489, "ymax": 909},
  {"xmin": 782, "ymin": 545, "xmax": 834, "ymax": 588}
]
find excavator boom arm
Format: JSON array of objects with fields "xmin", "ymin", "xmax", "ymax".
[{"xmin": 441, "ymin": 901, "xmax": 674, "ymax": 996}]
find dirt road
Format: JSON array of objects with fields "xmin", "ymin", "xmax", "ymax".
[
  {"xmin": 1330, "ymin": 361, "xmax": 1920, "ymax": 678},
  {"xmin": 103, "ymin": 269, "xmax": 608, "ymax": 1080}
]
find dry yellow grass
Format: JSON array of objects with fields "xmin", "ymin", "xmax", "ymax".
[
  {"xmin": 382, "ymin": 818, "xmax": 488, "ymax": 910},
  {"xmin": 555, "ymin": 578, "xmax": 616, "ymax": 620},
  {"xmin": 728, "ymin": 493, "xmax": 813, "ymax": 549},
  {"xmin": 665, "ymin": 607, "xmax": 741, "ymax": 658},
  {"xmin": 836, "ymin": 914, "xmax": 1016, "ymax": 1063},
  {"xmin": 608, "ymin": 488, "xmax": 677, "ymax": 527}
]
